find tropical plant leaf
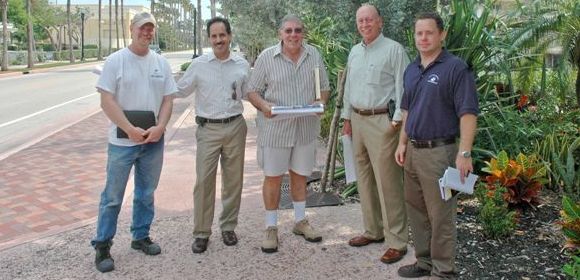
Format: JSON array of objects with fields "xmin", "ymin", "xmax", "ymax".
[{"xmin": 563, "ymin": 195, "xmax": 580, "ymax": 220}]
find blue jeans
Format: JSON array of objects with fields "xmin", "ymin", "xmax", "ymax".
[{"xmin": 91, "ymin": 136, "xmax": 164, "ymax": 246}]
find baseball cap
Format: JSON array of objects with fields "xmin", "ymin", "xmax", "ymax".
[{"xmin": 131, "ymin": 12, "xmax": 156, "ymax": 28}]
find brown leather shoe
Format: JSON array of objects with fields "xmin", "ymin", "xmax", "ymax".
[
  {"xmin": 348, "ymin": 235, "xmax": 385, "ymax": 247},
  {"xmin": 191, "ymin": 238, "xmax": 209, "ymax": 254},
  {"xmin": 380, "ymin": 248, "xmax": 407, "ymax": 264},
  {"xmin": 222, "ymin": 231, "xmax": 238, "ymax": 246}
]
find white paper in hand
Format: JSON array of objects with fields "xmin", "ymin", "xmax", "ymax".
[
  {"xmin": 439, "ymin": 167, "xmax": 478, "ymax": 201},
  {"xmin": 341, "ymin": 135, "xmax": 357, "ymax": 184}
]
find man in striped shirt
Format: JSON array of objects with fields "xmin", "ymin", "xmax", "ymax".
[
  {"xmin": 247, "ymin": 14, "xmax": 330, "ymax": 253},
  {"xmin": 177, "ymin": 17, "xmax": 250, "ymax": 254}
]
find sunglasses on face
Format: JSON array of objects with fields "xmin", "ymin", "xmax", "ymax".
[{"xmin": 283, "ymin": 28, "xmax": 303, "ymax": 34}]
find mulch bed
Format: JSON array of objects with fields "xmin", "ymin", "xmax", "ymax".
[
  {"xmin": 456, "ymin": 190, "xmax": 570, "ymax": 279},
  {"xmin": 332, "ymin": 178, "xmax": 571, "ymax": 279}
]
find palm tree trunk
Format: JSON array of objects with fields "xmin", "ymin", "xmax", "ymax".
[
  {"xmin": 1, "ymin": 0, "xmax": 8, "ymax": 71},
  {"xmin": 115, "ymin": 0, "xmax": 119, "ymax": 50},
  {"xmin": 197, "ymin": 0, "xmax": 202, "ymax": 55},
  {"xmin": 67, "ymin": 0, "xmax": 74, "ymax": 63},
  {"xmin": 26, "ymin": 0, "xmax": 34, "ymax": 68},
  {"xmin": 576, "ymin": 64, "xmax": 580, "ymax": 108},
  {"xmin": 98, "ymin": 0, "xmax": 102, "ymax": 60},
  {"xmin": 210, "ymin": 0, "xmax": 216, "ymax": 18},
  {"xmin": 108, "ymin": 0, "xmax": 112, "ymax": 54},
  {"xmin": 121, "ymin": 0, "xmax": 126, "ymax": 47}
]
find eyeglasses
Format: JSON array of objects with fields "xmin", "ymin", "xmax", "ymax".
[{"xmin": 283, "ymin": 28, "xmax": 303, "ymax": 34}]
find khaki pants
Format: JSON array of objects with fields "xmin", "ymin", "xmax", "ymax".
[
  {"xmin": 351, "ymin": 113, "xmax": 407, "ymax": 250},
  {"xmin": 404, "ymin": 143, "xmax": 458, "ymax": 278},
  {"xmin": 193, "ymin": 117, "xmax": 247, "ymax": 238}
]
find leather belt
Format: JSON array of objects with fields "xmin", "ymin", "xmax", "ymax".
[
  {"xmin": 352, "ymin": 106, "xmax": 389, "ymax": 116},
  {"xmin": 410, "ymin": 138, "xmax": 456, "ymax": 149},
  {"xmin": 195, "ymin": 114, "xmax": 241, "ymax": 127}
]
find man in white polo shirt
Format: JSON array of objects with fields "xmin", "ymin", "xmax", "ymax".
[{"xmin": 91, "ymin": 11, "xmax": 176, "ymax": 273}]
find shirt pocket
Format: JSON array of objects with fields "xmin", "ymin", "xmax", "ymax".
[{"xmin": 366, "ymin": 64, "xmax": 382, "ymax": 85}]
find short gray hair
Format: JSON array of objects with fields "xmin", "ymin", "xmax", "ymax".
[{"xmin": 278, "ymin": 14, "xmax": 304, "ymax": 30}]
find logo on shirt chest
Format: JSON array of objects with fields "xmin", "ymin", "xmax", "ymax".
[
  {"xmin": 150, "ymin": 68, "xmax": 163, "ymax": 79},
  {"xmin": 427, "ymin": 74, "xmax": 440, "ymax": 85}
]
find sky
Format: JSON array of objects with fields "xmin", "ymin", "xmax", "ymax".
[{"xmin": 51, "ymin": 0, "xmax": 218, "ymax": 19}]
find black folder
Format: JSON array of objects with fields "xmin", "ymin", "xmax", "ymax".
[{"xmin": 117, "ymin": 110, "xmax": 156, "ymax": 138}]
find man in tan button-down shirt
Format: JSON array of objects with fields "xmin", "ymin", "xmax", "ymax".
[{"xmin": 341, "ymin": 4, "xmax": 410, "ymax": 264}]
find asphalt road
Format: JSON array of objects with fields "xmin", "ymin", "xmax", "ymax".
[{"xmin": 0, "ymin": 51, "xmax": 194, "ymax": 160}]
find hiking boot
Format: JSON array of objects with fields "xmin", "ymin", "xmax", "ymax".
[
  {"xmin": 131, "ymin": 237, "xmax": 161, "ymax": 255},
  {"xmin": 94, "ymin": 241, "xmax": 114, "ymax": 273},
  {"xmin": 261, "ymin": 226, "xmax": 278, "ymax": 253},
  {"xmin": 292, "ymin": 219, "xmax": 322, "ymax": 242},
  {"xmin": 398, "ymin": 263, "xmax": 431, "ymax": 278}
]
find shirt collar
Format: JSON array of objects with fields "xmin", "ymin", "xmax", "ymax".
[
  {"xmin": 272, "ymin": 41, "xmax": 310, "ymax": 58},
  {"xmin": 413, "ymin": 48, "xmax": 450, "ymax": 67},
  {"xmin": 361, "ymin": 34, "xmax": 385, "ymax": 49},
  {"xmin": 207, "ymin": 51, "xmax": 240, "ymax": 63}
]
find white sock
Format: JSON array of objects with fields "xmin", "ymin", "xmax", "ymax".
[
  {"xmin": 293, "ymin": 201, "xmax": 306, "ymax": 222},
  {"xmin": 265, "ymin": 210, "xmax": 278, "ymax": 228}
]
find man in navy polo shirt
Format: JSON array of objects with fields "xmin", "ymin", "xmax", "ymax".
[{"xmin": 394, "ymin": 12, "xmax": 479, "ymax": 279}]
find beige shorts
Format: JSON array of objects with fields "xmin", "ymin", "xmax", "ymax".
[{"xmin": 257, "ymin": 141, "xmax": 317, "ymax": 177}]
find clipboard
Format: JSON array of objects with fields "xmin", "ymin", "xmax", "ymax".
[{"xmin": 116, "ymin": 110, "xmax": 156, "ymax": 138}]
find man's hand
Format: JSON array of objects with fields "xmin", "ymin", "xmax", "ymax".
[
  {"xmin": 342, "ymin": 119, "xmax": 352, "ymax": 136},
  {"xmin": 127, "ymin": 126, "xmax": 147, "ymax": 143},
  {"xmin": 261, "ymin": 101, "xmax": 275, "ymax": 118},
  {"xmin": 143, "ymin": 125, "xmax": 165, "ymax": 143},
  {"xmin": 395, "ymin": 143, "xmax": 407, "ymax": 166},
  {"xmin": 391, "ymin": 121, "xmax": 401, "ymax": 130},
  {"xmin": 455, "ymin": 155, "xmax": 474, "ymax": 184}
]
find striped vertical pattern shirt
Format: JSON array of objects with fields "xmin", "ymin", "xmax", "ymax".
[
  {"xmin": 176, "ymin": 52, "xmax": 250, "ymax": 119},
  {"xmin": 248, "ymin": 42, "xmax": 330, "ymax": 147}
]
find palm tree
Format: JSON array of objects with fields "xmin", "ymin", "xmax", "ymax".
[
  {"xmin": 121, "ymin": 0, "xmax": 126, "ymax": 47},
  {"xmin": 108, "ymin": 0, "xmax": 112, "ymax": 54},
  {"xmin": 26, "ymin": 0, "xmax": 33, "ymax": 68},
  {"xmin": 115, "ymin": 0, "xmax": 119, "ymax": 50},
  {"xmin": 210, "ymin": 0, "xmax": 215, "ymax": 18},
  {"xmin": 508, "ymin": 0, "xmax": 580, "ymax": 107},
  {"xmin": 67, "ymin": 0, "xmax": 74, "ymax": 63},
  {"xmin": 1, "ymin": 0, "xmax": 8, "ymax": 71},
  {"xmin": 196, "ymin": 0, "xmax": 202, "ymax": 55},
  {"xmin": 98, "ymin": 0, "xmax": 102, "ymax": 60}
]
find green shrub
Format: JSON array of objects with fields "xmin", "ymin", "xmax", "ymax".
[
  {"xmin": 563, "ymin": 255, "xmax": 580, "ymax": 279},
  {"xmin": 557, "ymin": 196, "xmax": 580, "ymax": 251},
  {"xmin": 475, "ymin": 183, "xmax": 517, "ymax": 239},
  {"xmin": 38, "ymin": 44, "xmax": 55, "ymax": 51},
  {"xmin": 536, "ymin": 134, "xmax": 580, "ymax": 198},
  {"xmin": 180, "ymin": 62, "xmax": 191, "ymax": 72}
]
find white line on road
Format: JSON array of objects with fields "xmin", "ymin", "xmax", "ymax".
[{"xmin": 0, "ymin": 92, "xmax": 98, "ymax": 129}]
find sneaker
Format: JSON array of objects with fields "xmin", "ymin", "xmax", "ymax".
[
  {"xmin": 131, "ymin": 237, "xmax": 161, "ymax": 255},
  {"xmin": 397, "ymin": 263, "xmax": 431, "ymax": 278},
  {"xmin": 261, "ymin": 226, "xmax": 278, "ymax": 253},
  {"xmin": 292, "ymin": 219, "xmax": 322, "ymax": 242},
  {"xmin": 94, "ymin": 241, "xmax": 114, "ymax": 273}
]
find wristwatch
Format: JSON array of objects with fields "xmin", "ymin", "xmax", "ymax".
[{"xmin": 461, "ymin": 151, "xmax": 471, "ymax": 158}]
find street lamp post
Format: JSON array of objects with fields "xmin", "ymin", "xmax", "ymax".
[{"xmin": 80, "ymin": 12, "xmax": 85, "ymax": 61}]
